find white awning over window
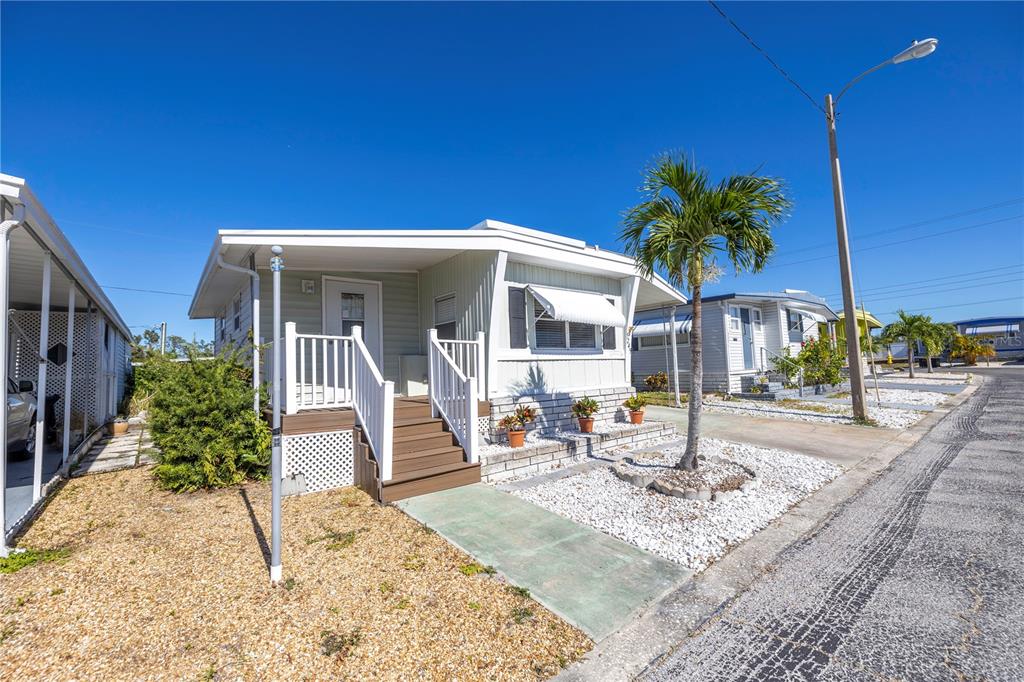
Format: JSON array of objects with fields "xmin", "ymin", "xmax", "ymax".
[
  {"xmin": 526, "ymin": 285, "xmax": 626, "ymax": 327},
  {"xmin": 800, "ymin": 311, "xmax": 828, "ymax": 324},
  {"xmin": 632, "ymin": 315, "xmax": 693, "ymax": 337}
]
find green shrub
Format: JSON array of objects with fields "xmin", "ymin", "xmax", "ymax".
[
  {"xmin": 644, "ymin": 372, "xmax": 669, "ymax": 391},
  {"xmin": 149, "ymin": 349, "xmax": 270, "ymax": 492},
  {"xmin": 795, "ymin": 337, "xmax": 844, "ymax": 387}
]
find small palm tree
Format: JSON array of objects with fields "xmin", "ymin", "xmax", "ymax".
[
  {"xmin": 621, "ymin": 153, "xmax": 790, "ymax": 470},
  {"xmin": 880, "ymin": 310, "xmax": 932, "ymax": 379},
  {"xmin": 921, "ymin": 321, "xmax": 956, "ymax": 373}
]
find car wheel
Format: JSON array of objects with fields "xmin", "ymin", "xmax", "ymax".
[{"xmin": 23, "ymin": 419, "xmax": 36, "ymax": 454}]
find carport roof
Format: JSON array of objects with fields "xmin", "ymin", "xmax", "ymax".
[{"xmin": 1, "ymin": 174, "xmax": 131, "ymax": 338}]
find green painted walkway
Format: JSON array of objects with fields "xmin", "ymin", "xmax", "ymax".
[{"xmin": 397, "ymin": 484, "xmax": 691, "ymax": 641}]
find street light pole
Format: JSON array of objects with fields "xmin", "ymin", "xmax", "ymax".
[
  {"xmin": 824, "ymin": 93, "xmax": 868, "ymax": 421},
  {"xmin": 824, "ymin": 38, "xmax": 939, "ymax": 422}
]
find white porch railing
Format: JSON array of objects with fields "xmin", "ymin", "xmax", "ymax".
[
  {"xmin": 280, "ymin": 322, "xmax": 394, "ymax": 481},
  {"xmin": 427, "ymin": 329, "xmax": 478, "ymax": 463},
  {"xmin": 437, "ymin": 331, "xmax": 486, "ymax": 402}
]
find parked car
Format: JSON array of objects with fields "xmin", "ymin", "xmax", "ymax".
[{"xmin": 6, "ymin": 378, "xmax": 37, "ymax": 458}]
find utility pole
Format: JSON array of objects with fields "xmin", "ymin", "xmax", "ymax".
[
  {"xmin": 160, "ymin": 321, "xmax": 167, "ymax": 356},
  {"xmin": 269, "ymin": 245, "xmax": 284, "ymax": 584},
  {"xmin": 824, "ymin": 93, "xmax": 867, "ymax": 421}
]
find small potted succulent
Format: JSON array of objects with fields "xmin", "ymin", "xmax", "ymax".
[
  {"xmin": 571, "ymin": 396, "xmax": 600, "ymax": 433},
  {"xmin": 500, "ymin": 405, "xmax": 536, "ymax": 448},
  {"xmin": 623, "ymin": 394, "xmax": 648, "ymax": 424},
  {"xmin": 109, "ymin": 415, "xmax": 129, "ymax": 437}
]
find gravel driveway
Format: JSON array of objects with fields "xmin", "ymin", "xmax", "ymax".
[{"xmin": 643, "ymin": 371, "xmax": 1024, "ymax": 681}]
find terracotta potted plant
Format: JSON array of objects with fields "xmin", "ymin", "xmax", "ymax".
[
  {"xmin": 623, "ymin": 394, "xmax": 648, "ymax": 425},
  {"xmin": 572, "ymin": 396, "xmax": 600, "ymax": 433},
  {"xmin": 500, "ymin": 405, "xmax": 536, "ymax": 448},
  {"xmin": 109, "ymin": 416, "xmax": 129, "ymax": 437}
]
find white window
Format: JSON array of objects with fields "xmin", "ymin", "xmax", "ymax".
[
  {"xmin": 233, "ymin": 294, "xmax": 242, "ymax": 332},
  {"xmin": 532, "ymin": 300, "xmax": 597, "ymax": 350},
  {"xmin": 638, "ymin": 332, "xmax": 689, "ymax": 349},
  {"xmin": 340, "ymin": 292, "xmax": 366, "ymax": 337},
  {"xmin": 729, "ymin": 306, "xmax": 741, "ymax": 332},
  {"xmin": 434, "ymin": 294, "xmax": 457, "ymax": 340},
  {"xmin": 753, "ymin": 309, "xmax": 762, "ymax": 331},
  {"xmin": 786, "ymin": 309, "xmax": 804, "ymax": 342}
]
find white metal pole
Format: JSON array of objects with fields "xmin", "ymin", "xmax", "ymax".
[
  {"xmin": 33, "ymin": 252, "xmax": 52, "ymax": 503},
  {"xmin": 1, "ymin": 204, "xmax": 26, "ymax": 556},
  {"xmin": 825, "ymin": 94, "xmax": 868, "ymax": 420},
  {"xmin": 61, "ymin": 286, "xmax": 76, "ymax": 469},
  {"xmin": 251, "ymin": 271, "xmax": 260, "ymax": 414},
  {"xmin": 269, "ymin": 246, "xmax": 284, "ymax": 585},
  {"xmin": 160, "ymin": 321, "xmax": 166, "ymax": 356},
  {"xmin": 669, "ymin": 306, "xmax": 681, "ymax": 408}
]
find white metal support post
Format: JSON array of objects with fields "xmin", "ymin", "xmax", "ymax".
[
  {"xmin": 669, "ymin": 306, "xmax": 682, "ymax": 408},
  {"xmin": 33, "ymin": 252, "xmax": 52, "ymax": 502},
  {"xmin": 475, "ymin": 331, "xmax": 486, "ymax": 402},
  {"xmin": 1, "ymin": 203, "xmax": 26, "ymax": 556},
  {"xmin": 427, "ymin": 328, "xmax": 437, "ymax": 418},
  {"xmin": 269, "ymin": 245, "xmax": 284, "ymax": 585},
  {"xmin": 61, "ymin": 286, "xmax": 76, "ymax": 470}
]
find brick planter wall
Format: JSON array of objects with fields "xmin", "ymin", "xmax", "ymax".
[
  {"xmin": 480, "ymin": 420, "xmax": 676, "ymax": 483},
  {"xmin": 488, "ymin": 386, "xmax": 637, "ymax": 438}
]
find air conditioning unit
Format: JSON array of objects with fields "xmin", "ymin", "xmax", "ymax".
[{"xmin": 399, "ymin": 355, "xmax": 428, "ymax": 396}]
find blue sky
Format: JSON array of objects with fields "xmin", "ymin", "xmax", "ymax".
[{"xmin": 2, "ymin": 1, "xmax": 1021, "ymax": 342}]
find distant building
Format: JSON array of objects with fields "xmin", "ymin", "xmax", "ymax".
[{"xmin": 952, "ymin": 316, "xmax": 1024, "ymax": 358}]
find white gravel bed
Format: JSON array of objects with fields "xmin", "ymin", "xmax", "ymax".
[
  {"xmin": 703, "ymin": 398, "xmax": 925, "ymax": 429},
  {"xmin": 872, "ymin": 373, "xmax": 967, "ymax": 385},
  {"xmin": 873, "ymin": 388, "xmax": 948, "ymax": 406},
  {"xmin": 479, "ymin": 421, "xmax": 640, "ymax": 457},
  {"xmin": 513, "ymin": 438, "xmax": 841, "ymax": 572}
]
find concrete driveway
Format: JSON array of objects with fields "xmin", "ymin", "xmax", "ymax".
[{"xmin": 398, "ymin": 483, "xmax": 691, "ymax": 641}]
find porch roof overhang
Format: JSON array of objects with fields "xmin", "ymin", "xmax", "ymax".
[
  {"xmin": 0, "ymin": 174, "xmax": 131, "ymax": 337},
  {"xmin": 527, "ymin": 284, "xmax": 627, "ymax": 327},
  {"xmin": 189, "ymin": 219, "xmax": 687, "ymax": 318}
]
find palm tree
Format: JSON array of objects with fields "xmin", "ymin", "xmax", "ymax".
[
  {"xmin": 621, "ymin": 153, "xmax": 790, "ymax": 470},
  {"xmin": 880, "ymin": 310, "xmax": 932, "ymax": 379},
  {"xmin": 921, "ymin": 321, "xmax": 956, "ymax": 373}
]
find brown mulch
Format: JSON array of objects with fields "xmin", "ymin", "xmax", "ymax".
[{"xmin": 0, "ymin": 468, "xmax": 591, "ymax": 680}]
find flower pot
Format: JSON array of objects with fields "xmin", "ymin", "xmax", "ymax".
[
  {"xmin": 109, "ymin": 421, "xmax": 129, "ymax": 437},
  {"xmin": 578, "ymin": 417, "xmax": 594, "ymax": 433},
  {"xmin": 629, "ymin": 410, "xmax": 644, "ymax": 425},
  {"xmin": 507, "ymin": 430, "xmax": 526, "ymax": 448}
]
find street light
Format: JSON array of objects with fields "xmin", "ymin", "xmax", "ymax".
[
  {"xmin": 825, "ymin": 38, "xmax": 938, "ymax": 420},
  {"xmin": 270, "ymin": 245, "xmax": 284, "ymax": 584}
]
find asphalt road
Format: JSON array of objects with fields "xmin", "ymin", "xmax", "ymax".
[{"xmin": 643, "ymin": 370, "xmax": 1024, "ymax": 681}]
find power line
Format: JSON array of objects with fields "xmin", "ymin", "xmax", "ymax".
[
  {"xmin": 766, "ymin": 214, "xmax": 1022, "ymax": 270},
  {"xmin": 783, "ymin": 198, "xmax": 1024, "ymax": 256},
  {"xmin": 820, "ymin": 263, "xmax": 1024, "ymax": 299},
  {"xmin": 877, "ymin": 297, "xmax": 1023, "ymax": 316},
  {"xmin": 825, "ymin": 268, "xmax": 1024, "ymax": 303},
  {"xmin": 706, "ymin": 0, "xmax": 825, "ymax": 114},
  {"xmin": 852, "ymin": 276, "xmax": 1024, "ymax": 305},
  {"xmin": 103, "ymin": 285, "xmax": 191, "ymax": 297}
]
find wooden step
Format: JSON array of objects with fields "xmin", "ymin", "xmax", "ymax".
[
  {"xmin": 391, "ymin": 445, "xmax": 465, "ymax": 474},
  {"xmin": 394, "ymin": 403, "xmax": 432, "ymax": 420},
  {"xmin": 381, "ymin": 461, "xmax": 481, "ymax": 503},
  {"xmin": 393, "ymin": 430, "xmax": 456, "ymax": 454},
  {"xmin": 393, "ymin": 416, "xmax": 445, "ymax": 437}
]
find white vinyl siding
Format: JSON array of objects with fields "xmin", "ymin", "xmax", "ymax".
[
  {"xmin": 630, "ymin": 301, "xmax": 732, "ymax": 392},
  {"xmin": 418, "ymin": 251, "xmax": 499, "ymax": 342}
]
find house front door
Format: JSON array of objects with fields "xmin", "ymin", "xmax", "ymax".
[
  {"xmin": 739, "ymin": 308, "xmax": 754, "ymax": 370},
  {"xmin": 322, "ymin": 278, "xmax": 383, "ymax": 369}
]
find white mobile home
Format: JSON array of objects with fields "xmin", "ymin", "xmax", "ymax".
[
  {"xmin": 189, "ymin": 220, "xmax": 685, "ymax": 501},
  {"xmin": 631, "ymin": 290, "xmax": 838, "ymax": 394},
  {"xmin": 2, "ymin": 174, "xmax": 133, "ymax": 551}
]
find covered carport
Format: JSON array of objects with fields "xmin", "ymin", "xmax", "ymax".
[{"xmin": 2, "ymin": 173, "xmax": 132, "ymax": 555}]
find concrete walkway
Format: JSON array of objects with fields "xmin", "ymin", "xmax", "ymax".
[
  {"xmin": 72, "ymin": 427, "xmax": 156, "ymax": 477},
  {"xmin": 397, "ymin": 483, "xmax": 691, "ymax": 641},
  {"xmin": 646, "ymin": 405, "xmax": 901, "ymax": 469}
]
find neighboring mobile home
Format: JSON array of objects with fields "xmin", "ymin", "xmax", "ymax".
[
  {"xmin": 631, "ymin": 290, "xmax": 839, "ymax": 394},
  {"xmin": 189, "ymin": 220, "xmax": 685, "ymax": 501},
  {"xmin": 2, "ymin": 174, "xmax": 133, "ymax": 551},
  {"xmin": 952, "ymin": 316, "xmax": 1024, "ymax": 359}
]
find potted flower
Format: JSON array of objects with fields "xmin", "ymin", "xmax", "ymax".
[
  {"xmin": 623, "ymin": 394, "xmax": 648, "ymax": 424},
  {"xmin": 109, "ymin": 416, "xmax": 129, "ymax": 437},
  {"xmin": 499, "ymin": 405, "xmax": 536, "ymax": 448},
  {"xmin": 571, "ymin": 396, "xmax": 600, "ymax": 433}
]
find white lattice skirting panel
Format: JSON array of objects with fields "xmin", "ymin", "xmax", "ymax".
[{"xmin": 283, "ymin": 429, "xmax": 355, "ymax": 494}]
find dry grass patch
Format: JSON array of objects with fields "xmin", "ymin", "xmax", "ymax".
[{"xmin": 0, "ymin": 467, "xmax": 590, "ymax": 680}]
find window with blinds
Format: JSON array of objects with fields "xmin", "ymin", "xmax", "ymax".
[
  {"xmin": 533, "ymin": 300, "xmax": 596, "ymax": 350},
  {"xmin": 434, "ymin": 294, "xmax": 457, "ymax": 340}
]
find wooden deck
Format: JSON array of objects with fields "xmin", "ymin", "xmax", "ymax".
[{"xmin": 269, "ymin": 396, "xmax": 490, "ymax": 503}]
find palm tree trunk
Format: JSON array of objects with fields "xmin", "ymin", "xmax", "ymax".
[
  {"xmin": 908, "ymin": 342, "xmax": 916, "ymax": 379},
  {"xmin": 680, "ymin": 280, "xmax": 702, "ymax": 470},
  {"xmin": 927, "ymin": 354, "xmax": 934, "ymax": 373}
]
